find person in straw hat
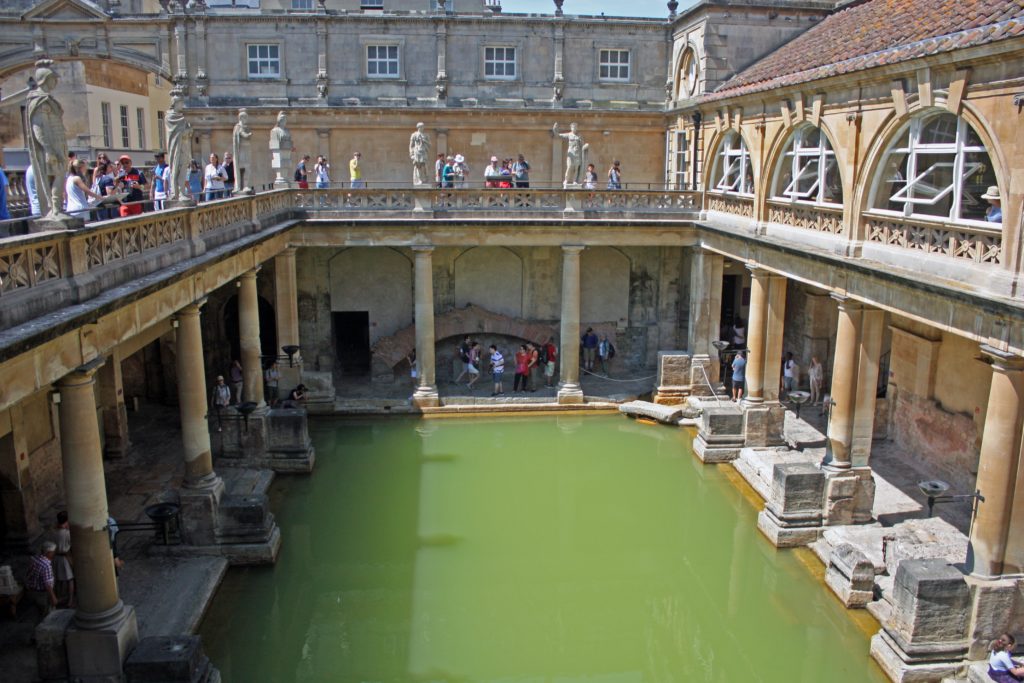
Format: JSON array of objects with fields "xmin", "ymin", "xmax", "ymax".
[{"xmin": 982, "ymin": 186, "xmax": 1002, "ymax": 223}]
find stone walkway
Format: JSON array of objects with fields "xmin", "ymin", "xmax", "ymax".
[{"xmin": 0, "ymin": 385, "xmax": 977, "ymax": 682}]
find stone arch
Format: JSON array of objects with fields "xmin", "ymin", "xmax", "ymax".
[
  {"xmin": 761, "ymin": 121, "xmax": 847, "ymax": 206},
  {"xmin": 671, "ymin": 38, "xmax": 704, "ymax": 102},
  {"xmin": 581, "ymin": 246, "xmax": 630, "ymax": 325},
  {"xmin": 705, "ymin": 126, "xmax": 756, "ymax": 196},
  {"xmin": 328, "ymin": 247, "xmax": 413, "ymax": 345},
  {"xmin": 0, "ymin": 50, "xmax": 171, "ymax": 84},
  {"xmin": 453, "ymin": 246, "xmax": 524, "ymax": 318},
  {"xmin": 854, "ymin": 102, "xmax": 1007, "ymax": 229}
]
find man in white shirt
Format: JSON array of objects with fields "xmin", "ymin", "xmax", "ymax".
[{"xmin": 782, "ymin": 352, "xmax": 799, "ymax": 399}]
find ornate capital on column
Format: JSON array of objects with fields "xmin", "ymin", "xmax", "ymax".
[
  {"xmin": 58, "ymin": 357, "xmax": 106, "ymax": 388},
  {"xmin": 237, "ymin": 267, "xmax": 261, "ymax": 285},
  {"xmin": 412, "ymin": 245, "xmax": 435, "ymax": 255},
  {"xmin": 830, "ymin": 293, "xmax": 867, "ymax": 311},
  {"xmin": 561, "ymin": 245, "xmax": 585, "ymax": 255},
  {"xmin": 175, "ymin": 298, "xmax": 208, "ymax": 320}
]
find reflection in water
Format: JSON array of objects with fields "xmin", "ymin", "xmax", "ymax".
[{"xmin": 201, "ymin": 416, "xmax": 886, "ymax": 683}]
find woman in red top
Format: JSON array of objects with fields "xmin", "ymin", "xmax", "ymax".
[{"xmin": 513, "ymin": 345, "xmax": 530, "ymax": 392}]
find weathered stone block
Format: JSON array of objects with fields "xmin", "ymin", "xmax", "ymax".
[
  {"xmin": 693, "ymin": 404, "xmax": 745, "ymax": 463},
  {"xmin": 743, "ymin": 402, "xmax": 786, "ymax": 447},
  {"xmin": 36, "ymin": 608, "xmax": 74, "ymax": 681},
  {"xmin": 757, "ymin": 462, "xmax": 825, "ymax": 547},
  {"xmin": 619, "ymin": 400, "xmax": 684, "ymax": 424},
  {"xmin": 654, "ymin": 351, "xmax": 692, "ymax": 405},
  {"xmin": 886, "ymin": 559, "xmax": 970, "ymax": 660},
  {"xmin": 825, "ymin": 543, "xmax": 876, "ymax": 608},
  {"xmin": 824, "ymin": 467, "xmax": 875, "ymax": 526},
  {"xmin": 964, "ymin": 575, "xmax": 1024, "ymax": 660},
  {"xmin": 178, "ymin": 479, "xmax": 225, "ymax": 547},
  {"xmin": 125, "ymin": 635, "xmax": 215, "ymax": 683}
]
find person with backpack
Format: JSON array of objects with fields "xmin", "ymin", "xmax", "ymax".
[
  {"xmin": 294, "ymin": 155, "xmax": 310, "ymax": 189},
  {"xmin": 466, "ymin": 341, "xmax": 481, "ymax": 390},
  {"xmin": 598, "ymin": 335, "xmax": 615, "ymax": 376}
]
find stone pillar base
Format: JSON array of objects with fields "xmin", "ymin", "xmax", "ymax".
[
  {"xmin": 563, "ymin": 192, "xmax": 583, "ymax": 213},
  {"xmin": 66, "ymin": 604, "xmax": 139, "ymax": 683},
  {"xmin": 869, "ymin": 632, "xmax": 963, "ymax": 683},
  {"xmin": 413, "ymin": 194, "xmax": 430, "ymax": 212},
  {"xmin": 214, "ymin": 407, "xmax": 315, "ymax": 473},
  {"xmin": 412, "ymin": 386, "xmax": 440, "ymax": 408},
  {"xmin": 742, "ymin": 402, "xmax": 786, "ymax": 447},
  {"xmin": 823, "ymin": 466, "xmax": 875, "ymax": 525},
  {"xmin": 36, "ymin": 609, "xmax": 75, "ymax": 680},
  {"xmin": 178, "ymin": 477, "xmax": 226, "ymax": 546},
  {"xmin": 653, "ymin": 388, "xmax": 689, "ymax": 405},
  {"xmin": 125, "ymin": 635, "xmax": 219, "ymax": 683},
  {"xmin": 824, "ymin": 543, "xmax": 876, "ymax": 608},
  {"xmin": 757, "ymin": 462, "xmax": 825, "ymax": 548},
  {"xmin": 688, "ymin": 354, "xmax": 715, "ymax": 397},
  {"xmin": 693, "ymin": 404, "xmax": 745, "ymax": 463},
  {"xmin": 557, "ymin": 384, "xmax": 585, "ymax": 404},
  {"xmin": 152, "ymin": 524, "xmax": 282, "ymax": 566}
]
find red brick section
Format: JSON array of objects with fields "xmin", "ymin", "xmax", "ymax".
[
  {"xmin": 704, "ymin": 0, "xmax": 1024, "ymax": 102},
  {"xmin": 371, "ymin": 304, "xmax": 618, "ymax": 368}
]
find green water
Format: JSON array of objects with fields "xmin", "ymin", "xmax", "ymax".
[{"xmin": 200, "ymin": 415, "xmax": 887, "ymax": 682}]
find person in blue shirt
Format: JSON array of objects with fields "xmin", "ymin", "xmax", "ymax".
[
  {"xmin": 0, "ymin": 166, "xmax": 9, "ymax": 220},
  {"xmin": 982, "ymin": 186, "xmax": 1002, "ymax": 223},
  {"xmin": 731, "ymin": 351, "xmax": 747, "ymax": 401}
]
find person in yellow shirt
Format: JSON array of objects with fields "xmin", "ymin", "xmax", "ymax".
[{"xmin": 349, "ymin": 151, "xmax": 365, "ymax": 188}]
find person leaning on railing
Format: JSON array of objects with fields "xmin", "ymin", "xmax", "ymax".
[{"xmin": 65, "ymin": 159, "xmax": 103, "ymax": 220}]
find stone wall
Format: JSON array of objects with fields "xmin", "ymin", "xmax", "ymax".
[{"xmin": 296, "ymin": 244, "xmax": 690, "ymax": 375}]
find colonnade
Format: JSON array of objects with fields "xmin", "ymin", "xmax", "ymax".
[
  {"xmin": 43, "ymin": 251, "xmax": 302, "ymax": 677},
  {"xmin": 409, "ymin": 244, "xmax": 588, "ymax": 407}
]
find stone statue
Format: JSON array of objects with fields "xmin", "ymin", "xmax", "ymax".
[
  {"xmin": 553, "ymin": 121, "xmax": 588, "ymax": 188},
  {"xmin": 409, "ymin": 122, "xmax": 431, "ymax": 186},
  {"xmin": 25, "ymin": 59, "xmax": 72, "ymax": 223},
  {"xmin": 165, "ymin": 89, "xmax": 194, "ymax": 205},
  {"xmin": 232, "ymin": 108, "xmax": 253, "ymax": 194},
  {"xmin": 269, "ymin": 111, "xmax": 292, "ymax": 187}
]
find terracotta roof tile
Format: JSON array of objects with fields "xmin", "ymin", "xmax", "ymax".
[{"xmin": 704, "ymin": 0, "xmax": 1024, "ymax": 103}]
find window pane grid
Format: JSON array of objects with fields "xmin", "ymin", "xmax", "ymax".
[
  {"xmin": 775, "ymin": 127, "xmax": 842, "ymax": 205},
  {"xmin": 247, "ymin": 44, "xmax": 280, "ymax": 79},
  {"xmin": 714, "ymin": 133, "xmax": 752, "ymax": 195},
  {"xmin": 673, "ymin": 131, "xmax": 687, "ymax": 190},
  {"xmin": 367, "ymin": 45, "xmax": 400, "ymax": 78},
  {"xmin": 101, "ymin": 102, "xmax": 112, "ymax": 148},
  {"xmin": 484, "ymin": 46, "xmax": 516, "ymax": 79},
  {"xmin": 291, "ymin": 0, "xmax": 314, "ymax": 8},
  {"xmin": 599, "ymin": 49, "xmax": 630, "ymax": 81},
  {"xmin": 119, "ymin": 105, "xmax": 130, "ymax": 149},
  {"xmin": 136, "ymin": 108, "xmax": 146, "ymax": 149}
]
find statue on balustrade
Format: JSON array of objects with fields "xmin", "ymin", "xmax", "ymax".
[
  {"xmin": 409, "ymin": 122, "xmax": 431, "ymax": 186},
  {"xmin": 269, "ymin": 111, "xmax": 293, "ymax": 188},
  {"xmin": 165, "ymin": 89, "xmax": 194, "ymax": 205},
  {"xmin": 232, "ymin": 109, "xmax": 254, "ymax": 195},
  {"xmin": 26, "ymin": 59, "xmax": 72, "ymax": 224},
  {"xmin": 553, "ymin": 122, "xmax": 589, "ymax": 189}
]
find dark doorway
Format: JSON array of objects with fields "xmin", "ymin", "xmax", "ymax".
[
  {"xmin": 721, "ymin": 274, "xmax": 739, "ymax": 327},
  {"xmin": 334, "ymin": 312, "xmax": 371, "ymax": 374}
]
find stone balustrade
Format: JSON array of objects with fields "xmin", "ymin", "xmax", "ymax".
[
  {"xmin": 706, "ymin": 192, "xmax": 754, "ymax": 219},
  {"xmin": 863, "ymin": 210, "xmax": 1002, "ymax": 265},
  {"xmin": 767, "ymin": 199, "xmax": 843, "ymax": 234}
]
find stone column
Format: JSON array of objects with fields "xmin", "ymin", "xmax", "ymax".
[
  {"xmin": 412, "ymin": 246, "xmax": 439, "ymax": 408},
  {"xmin": 743, "ymin": 265, "xmax": 769, "ymax": 404},
  {"xmin": 274, "ymin": 248, "xmax": 302, "ymax": 389},
  {"xmin": 57, "ymin": 362, "xmax": 138, "ymax": 678},
  {"xmin": 761, "ymin": 274, "xmax": 788, "ymax": 403},
  {"xmin": 824, "ymin": 295, "xmax": 863, "ymax": 469},
  {"xmin": 175, "ymin": 302, "xmax": 218, "ymax": 488},
  {"xmin": 238, "ymin": 268, "xmax": 265, "ymax": 406},
  {"xmin": 969, "ymin": 346, "xmax": 1024, "ymax": 577},
  {"xmin": 96, "ymin": 350, "xmax": 130, "ymax": 458},
  {"xmin": 850, "ymin": 308, "xmax": 885, "ymax": 466},
  {"xmin": 687, "ymin": 248, "xmax": 724, "ymax": 381},
  {"xmin": 557, "ymin": 246, "xmax": 585, "ymax": 404}
]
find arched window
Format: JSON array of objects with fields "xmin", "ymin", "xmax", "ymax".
[
  {"xmin": 872, "ymin": 113, "xmax": 998, "ymax": 223},
  {"xmin": 677, "ymin": 47, "xmax": 699, "ymax": 99},
  {"xmin": 773, "ymin": 126, "xmax": 842, "ymax": 205},
  {"xmin": 712, "ymin": 132, "xmax": 753, "ymax": 195}
]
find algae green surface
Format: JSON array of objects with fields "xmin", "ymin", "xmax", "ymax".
[{"xmin": 201, "ymin": 415, "xmax": 887, "ymax": 682}]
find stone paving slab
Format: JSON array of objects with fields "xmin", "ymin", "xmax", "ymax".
[{"xmin": 118, "ymin": 556, "xmax": 229, "ymax": 638}]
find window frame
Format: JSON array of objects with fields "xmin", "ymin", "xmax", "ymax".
[
  {"xmin": 100, "ymin": 102, "xmax": 112, "ymax": 148},
  {"xmin": 870, "ymin": 113, "xmax": 997, "ymax": 225},
  {"xmin": 291, "ymin": 0, "xmax": 315, "ymax": 9},
  {"xmin": 772, "ymin": 125, "xmax": 842, "ymax": 207},
  {"xmin": 360, "ymin": 0, "xmax": 384, "ymax": 7},
  {"xmin": 598, "ymin": 48, "xmax": 631, "ymax": 83},
  {"xmin": 246, "ymin": 43, "xmax": 282, "ymax": 80},
  {"xmin": 483, "ymin": 45, "xmax": 517, "ymax": 81},
  {"xmin": 712, "ymin": 131, "xmax": 753, "ymax": 196},
  {"xmin": 365, "ymin": 43, "xmax": 401, "ymax": 80},
  {"xmin": 119, "ymin": 104, "xmax": 130, "ymax": 149},
  {"xmin": 135, "ymin": 107, "xmax": 146, "ymax": 150},
  {"xmin": 678, "ymin": 47, "xmax": 698, "ymax": 98},
  {"xmin": 667, "ymin": 129, "xmax": 687, "ymax": 190}
]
